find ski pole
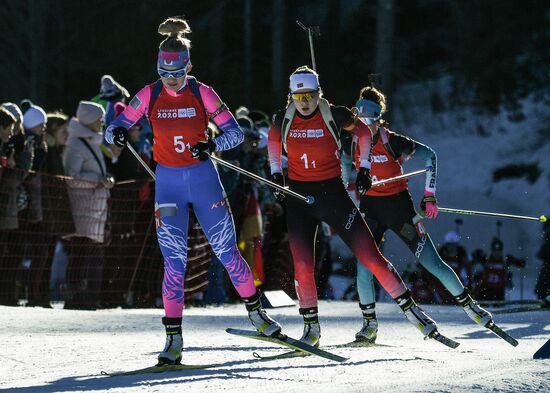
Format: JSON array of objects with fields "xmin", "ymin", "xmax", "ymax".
[
  {"xmin": 296, "ymin": 20, "xmax": 320, "ymax": 72},
  {"xmin": 126, "ymin": 143, "xmax": 156, "ymax": 180},
  {"xmin": 372, "ymin": 169, "xmax": 427, "ymax": 187},
  {"xmin": 208, "ymin": 154, "xmax": 315, "ymax": 205},
  {"xmin": 422, "ymin": 206, "xmax": 547, "ymax": 223}
]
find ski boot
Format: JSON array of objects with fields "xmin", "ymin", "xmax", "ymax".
[
  {"xmin": 299, "ymin": 307, "xmax": 321, "ymax": 347},
  {"xmin": 396, "ymin": 291, "xmax": 437, "ymax": 337},
  {"xmin": 157, "ymin": 317, "xmax": 183, "ymax": 365},
  {"xmin": 355, "ymin": 303, "xmax": 378, "ymax": 343},
  {"xmin": 244, "ymin": 292, "xmax": 282, "ymax": 337},
  {"xmin": 455, "ymin": 290, "xmax": 492, "ymax": 326}
]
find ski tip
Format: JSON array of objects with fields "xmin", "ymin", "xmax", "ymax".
[
  {"xmin": 429, "ymin": 331, "xmax": 461, "ymax": 349},
  {"xmin": 508, "ymin": 338, "xmax": 519, "ymax": 347}
]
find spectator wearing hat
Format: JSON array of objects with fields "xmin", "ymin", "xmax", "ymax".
[
  {"xmin": 476, "ymin": 237, "xmax": 525, "ymax": 301},
  {"xmin": 63, "ymin": 100, "xmax": 114, "ymax": 309},
  {"xmin": 1, "ymin": 103, "xmax": 32, "ymax": 178},
  {"xmin": 31, "ymin": 112, "xmax": 74, "ymax": 307},
  {"xmin": 91, "ymin": 75, "xmax": 130, "ymax": 127},
  {"xmin": 14, "ymin": 103, "xmax": 50, "ymax": 306},
  {"xmin": 21, "ymin": 104, "xmax": 48, "ymax": 221},
  {"xmin": 0, "ymin": 103, "xmax": 35, "ymax": 305}
]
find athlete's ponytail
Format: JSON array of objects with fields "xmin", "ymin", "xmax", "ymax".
[{"xmin": 158, "ymin": 17, "xmax": 192, "ymax": 51}]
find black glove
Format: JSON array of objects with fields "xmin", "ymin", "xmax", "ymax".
[
  {"xmin": 271, "ymin": 172, "xmax": 286, "ymax": 202},
  {"xmin": 112, "ymin": 127, "xmax": 128, "ymax": 147},
  {"xmin": 191, "ymin": 139, "xmax": 216, "ymax": 161},
  {"xmin": 356, "ymin": 167, "xmax": 372, "ymax": 195}
]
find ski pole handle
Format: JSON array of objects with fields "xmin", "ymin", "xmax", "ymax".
[{"xmin": 209, "ymin": 154, "xmax": 315, "ymax": 205}]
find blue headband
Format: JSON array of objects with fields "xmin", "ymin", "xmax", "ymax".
[
  {"xmin": 158, "ymin": 49, "xmax": 190, "ymax": 69},
  {"xmin": 355, "ymin": 99, "xmax": 382, "ymax": 120}
]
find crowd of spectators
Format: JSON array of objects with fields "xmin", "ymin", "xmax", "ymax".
[
  {"xmin": 1, "ymin": 76, "xmax": 548, "ymax": 309},
  {"xmin": 0, "ymin": 75, "xmax": 292, "ymax": 310}
]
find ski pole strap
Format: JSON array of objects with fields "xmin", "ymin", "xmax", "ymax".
[
  {"xmin": 371, "ymin": 168, "xmax": 427, "ymax": 187},
  {"xmin": 208, "ymin": 154, "xmax": 315, "ymax": 205},
  {"xmin": 437, "ymin": 207, "xmax": 547, "ymax": 223}
]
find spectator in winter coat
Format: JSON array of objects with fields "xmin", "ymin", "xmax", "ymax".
[
  {"xmin": 26, "ymin": 112, "xmax": 73, "ymax": 307},
  {"xmin": 64, "ymin": 101, "xmax": 114, "ymax": 242},
  {"xmin": 0, "ymin": 103, "xmax": 30, "ymax": 305},
  {"xmin": 1, "ymin": 103, "xmax": 33, "ymax": 197},
  {"xmin": 0, "ymin": 107, "xmax": 16, "ymax": 183},
  {"xmin": 21, "ymin": 104, "xmax": 48, "ymax": 222},
  {"xmin": 63, "ymin": 100, "xmax": 114, "ymax": 309},
  {"xmin": 0, "ymin": 107, "xmax": 17, "ymax": 305}
]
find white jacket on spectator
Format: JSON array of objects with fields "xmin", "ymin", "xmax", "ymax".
[{"xmin": 63, "ymin": 118, "xmax": 109, "ymax": 243}]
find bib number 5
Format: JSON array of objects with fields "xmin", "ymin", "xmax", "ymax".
[{"xmin": 174, "ymin": 136, "xmax": 191, "ymax": 153}]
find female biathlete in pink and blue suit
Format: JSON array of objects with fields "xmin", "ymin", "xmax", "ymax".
[{"xmin": 105, "ymin": 17, "xmax": 280, "ymax": 365}]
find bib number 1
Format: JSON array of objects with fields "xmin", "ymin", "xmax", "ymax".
[
  {"xmin": 300, "ymin": 153, "xmax": 316, "ymax": 169},
  {"xmin": 174, "ymin": 136, "xmax": 191, "ymax": 153}
]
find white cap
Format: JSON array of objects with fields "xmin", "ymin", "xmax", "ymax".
[
  {"xmin": 23, "ymin": 105, "xmax": 47, "ymax": 129},
  {"xmin": 76, "ymin": 101, "xmax": 105, "ymax": 125},
  {"xmin": 1, "ymin": 102, "xmax": 23, "ymax": 123},
  {"xmin": 289, "ymin": 73, "xmax": 319, "ymax": 93}
]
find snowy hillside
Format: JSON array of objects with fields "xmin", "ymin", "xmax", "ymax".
[{"xmin": 0, "ymin": 302, "xmax": 548, "ymax": 393}]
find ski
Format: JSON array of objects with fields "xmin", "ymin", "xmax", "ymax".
[
  {"xmin": 484, "ymin": 321, "xmax": 519, "ymax": 347},
  {"xmin": 102, "ymin": 363, "xmax": 215, "ymax": 377},
  {"xmin": 428, "ymin": 331, "xmax": 460, "ymax": 349},
  {"xmin": 253, "ymin": 350, "xmax": 309, "ymax": 360},
  {"xmin": 330, "ymin": 340, "xmax": 394, "ymax": 349},
  {"xmin": 252, "ymin": 338, "xmax": 394, "ymax": 360},
  {"xmin": 226, "ymin": 328, "xmax": 348, "ymax": 363}
]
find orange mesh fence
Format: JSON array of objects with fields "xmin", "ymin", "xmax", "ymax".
[{"xmin": 0, "ymin": 167, "xmax": 211, "ymax": 308}]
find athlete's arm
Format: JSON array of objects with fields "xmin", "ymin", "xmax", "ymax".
[
  {"xmin": 104, "ymin": 85, "xmax": 151, "ymax": 144},
  {"xmin": 413, "ymin": 142, "xmax": 437, "ymax": 194},
  {"xmin": 332, "ymin": 106, "xmax": 372, "ymax": 169},
  {"xmin": 199, "ymin": 84, "xmax": 244, "ymax": 151},
  {"xmin": 386, "ymin": 130, "xmax": 437, "ymax": 194},
  {"xmin": 267, "ymin": 112, "xmax": 284, "ymax": 174}
]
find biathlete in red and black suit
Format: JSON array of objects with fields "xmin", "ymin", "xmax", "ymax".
[
  {"xmin": 267, "ymin": 66, "xmax": 441, "ymax": 347},
  {"xmin": 104, "ymin": 17, "xmax": 281, "ymax": 366},
  {"xmin": 351, "ymin": 86, "xmax": 493, "ymax": 343}
]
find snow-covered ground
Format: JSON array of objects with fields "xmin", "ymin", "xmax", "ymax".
[{"xmin": 1, "ymin": 301, "xmax": 548, "ymax": 393}]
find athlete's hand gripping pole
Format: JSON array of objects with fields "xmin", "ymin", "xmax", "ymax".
[
  {"xmin": 126, "ymin": 143, "xmax": 156, "ymax": 181},
  {"xmin": 208, "ymin": 154, "xmax": 315, "ymax": 205},
  {"xmin": 371, "ymin": 169, "xmax": 427, "ymax": 187},
  {"xmin": 415, "ymin": 207, "xmax": 547, "ymax": 223}
]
